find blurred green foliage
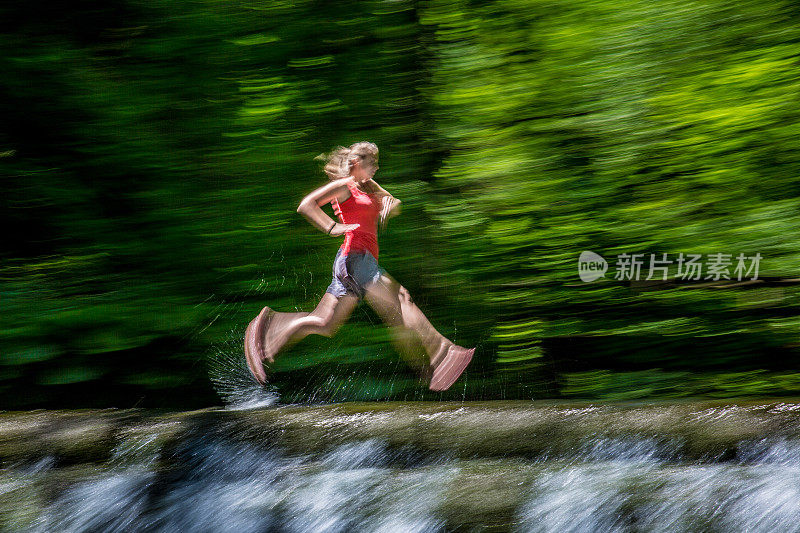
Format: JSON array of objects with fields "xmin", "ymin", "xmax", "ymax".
[{"xmin": 1, "ymin": 0, "xmax": 799, "ymax": 407}]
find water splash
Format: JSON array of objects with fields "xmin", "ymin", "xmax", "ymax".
[{"xmin": 206, "ymin": 325, "xmax": 278, "ymax": 409}]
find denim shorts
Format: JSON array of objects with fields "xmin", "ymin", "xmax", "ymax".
[{"xmin": 326, "ymin": 250, "xmax": 385, "ymax": 300}]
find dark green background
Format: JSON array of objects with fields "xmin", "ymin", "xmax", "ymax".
[{"xmin": 3, "ymin": 0, "xmax": 799, "ymax": 408}]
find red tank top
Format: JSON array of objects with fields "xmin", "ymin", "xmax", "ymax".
[{"xmin": 331, "ymin": 181, "xmax": 380, "ymax": 258}]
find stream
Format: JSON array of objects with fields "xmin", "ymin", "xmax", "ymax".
[{"xmin": 2, "ymin": 402, "xmax": 800, "ymax": 532}]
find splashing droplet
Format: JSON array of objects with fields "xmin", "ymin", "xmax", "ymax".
[{"xmin": 207, "ymin": 327, "xmax": 279, "ymax": 409}]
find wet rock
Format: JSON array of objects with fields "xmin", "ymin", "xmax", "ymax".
[{"xmin": 2, "ymin": 401, "xmax": 800, "ymax": 466}]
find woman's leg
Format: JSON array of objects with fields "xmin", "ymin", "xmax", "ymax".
[
  {"xmin": 264, "ymin": 293, "xmax": 359, "ymax": 360},
  {"xmin": 245, "ymin": 293, "xmax": 359, "ymax": 383},
  {"xmin": 364, "ymin": 273, "xmax": 473, "ymax": 389}
]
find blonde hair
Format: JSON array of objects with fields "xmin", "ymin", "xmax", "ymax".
[{"xmin": 317, "ymin": 141, "xmax": 379, "ymax": 180}]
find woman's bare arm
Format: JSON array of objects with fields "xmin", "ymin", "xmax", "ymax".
[
  {"xmin": 297, "ymin": 178, "xmax": 359, "ymax": 236},
  {"xmin": 364, "ymin": 179, "xmax": 392, "ymax": 198},
  {"xmin": 366, "ymin": 179, "xmax": 402, "ymax": 228}
]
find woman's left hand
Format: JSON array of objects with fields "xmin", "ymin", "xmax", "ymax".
[{"xmin": 379, "ymin": 196, "xmax": 401, "ymax": 230}]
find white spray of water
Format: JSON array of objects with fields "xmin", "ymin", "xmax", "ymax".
[{"xmin": 206, "ymin": 328, "xmax": 279, "ymax": 409}]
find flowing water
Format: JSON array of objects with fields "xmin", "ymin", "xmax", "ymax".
[{"xmin": 2, "ymin": 402, "xmax": 800, "ymax": 532}]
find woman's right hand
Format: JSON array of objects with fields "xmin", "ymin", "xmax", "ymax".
[{"xmin": 329, "ymin": 223, "xmax": 359, "ymax": 236}]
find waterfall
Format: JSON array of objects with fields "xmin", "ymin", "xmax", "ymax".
[{"xmin": 2, "ymin": 402, "xmax": 800, "ymax": 532}]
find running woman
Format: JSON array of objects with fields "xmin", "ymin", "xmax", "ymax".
[{"xmin": 244, "ymin": 141, "xmax": 474, "ymax": 391}]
